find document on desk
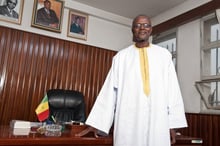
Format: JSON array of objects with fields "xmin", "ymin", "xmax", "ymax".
[
  {"xmin": 12, "ymin": 128, "xmax": 30, "ymax": 135},
  {"xmin": 10, "ymin": 120, "xmax": 43, "ymax": 129},
  {"xmin": 10, "ymin": 120, "xmax": 31, "ymax": 129}
]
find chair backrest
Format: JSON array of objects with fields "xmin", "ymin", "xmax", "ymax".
[{"xmin": 47, "ymin": 89, "xmax": 86, "ymax": 123}]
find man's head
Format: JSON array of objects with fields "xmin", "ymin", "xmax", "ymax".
[
  {"xmin": 44, "ymin": 0, "xmax": 51, "ymax": 10},
  {"xmin": 75, "ymin": 16, "xmax": 80, "ymax": 24},
  {"xmin": 132, "ymin": 15, "xmax": 152, "ymax": 44},
  {"xmin": 6, "ymin": 0, "xmax": 17, "ymax": 10}
]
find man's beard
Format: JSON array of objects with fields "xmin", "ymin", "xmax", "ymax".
[
  {"xmin": 136, "ymin": 39, "xmax": 146, "ymax": 43},
  {"xmin": 133, "ymin": 36, "xmax": 148, "ymax": 43}
]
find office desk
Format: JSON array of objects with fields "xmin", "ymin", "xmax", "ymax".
[
  {"xmin": 0, "ymin": 126, "xmax": 112, "ymax": 146},
  {"xmin": 0, "ymin": 126, "xmax": 202, "ymax": 146}
]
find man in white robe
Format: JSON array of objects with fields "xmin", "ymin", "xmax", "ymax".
[{"xmin": 81, "ymin": 15, "xmax": 187, "ymax": 146}]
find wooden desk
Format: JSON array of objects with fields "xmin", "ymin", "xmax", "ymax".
[
  {"xmin": 0, "ymin": 126, "xmax": 202, "ymax": 146},
  {"xmin": 0, "ymin": 126, "xmax": 112, "ymax": 146}
]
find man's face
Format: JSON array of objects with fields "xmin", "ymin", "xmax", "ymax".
[
  {"xmin": 132, "ymin": 16, "xmax": 152, "ymax": 43},
  {"xmin": 76, "ymin": 18, "xmax": 80, "ymax": 24},
  {"xmin": 7, "ymin": 0, "xmax": 17, "ymax": 10},
  {"xmin": 44, "ymin": 1, "xmax": 51, "ymax": 10}
]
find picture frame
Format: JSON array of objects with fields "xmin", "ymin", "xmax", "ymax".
[
  {"xmin": 0, "ymin": 0, "xmax": 24, "ymax": 24},
  {"xmin": 67, "ymin": 10, "xmax": 88, "ymax": 40},
  {"xmin": 31, "ymin": 0, "xmax": 64, "ymax": 33}
]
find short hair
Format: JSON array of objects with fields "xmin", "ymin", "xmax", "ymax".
[
  {"xmin": 7, "ymin": 0, "xmax": 17, "ymax": 4},
  {"xmin": 132, "ymin": 14, "xmax": 151, "ymax": 29},
  {"xmin": 75, "ymin": 16, "xmax": 80, "ymax": 20},
  {"xmin": 44, "ymin": 0, "xmax": 51, "ymax": 4}
]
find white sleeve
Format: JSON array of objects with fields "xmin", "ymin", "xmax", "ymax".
[
  {"xmin": 85, "ymin": 58, "xmax": 118, "ymax": 134},
  {"xmin": 167, "ymin": 59, "xmax": 188, "ymax": 129}
]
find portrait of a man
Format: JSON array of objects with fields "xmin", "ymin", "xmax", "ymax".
[
  {"xmin": 36, "ymin": 0, "xmax": 59, "ymax": 28},
  {"xmin": 31, "ymin": 0, "xmax": 64, "ymax": 32},
  {"xmin": 67, "ymin": 11, "xmax": 88, "ymax": 40},
  {"xmin": 70, "ymin": 16, "xmax": 84, "ymax": 35},
  {"xmin": 0, "ymin": 0, "xmax": 19, "ymax": 19}
]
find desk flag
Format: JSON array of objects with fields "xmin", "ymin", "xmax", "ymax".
[{"xmin": 35, "ymin": 94, "xmax": 49, "ymax": 122}]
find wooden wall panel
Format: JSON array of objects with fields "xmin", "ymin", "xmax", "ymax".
[
  {"xmin": 179, "ymin": 113, "xmax": 220, "ymax": 146},
  {"xmin": 0, "ymin": 26, "xmax": 116, "ymax": 125}
]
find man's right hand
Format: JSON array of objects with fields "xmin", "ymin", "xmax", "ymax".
[{"xmin": 75, "ymin": 126, "xmax": 99, "ymax": 138}]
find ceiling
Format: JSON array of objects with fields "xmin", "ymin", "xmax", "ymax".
[{"xmin": 72, "ymin": 0, "xmax": 187, "ymax": 19}]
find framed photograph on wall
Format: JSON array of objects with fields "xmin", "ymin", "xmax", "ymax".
[
  {"xmin": 0, "ymin": 0, "xmax": 24, "ymax": 24},
  {"xmin": 31, "ymin": 0, "xmax": 64, "ymax": 33},
  {"xmin": 67, "ymin": 10, "xmax": 88, "ymax": 40}
]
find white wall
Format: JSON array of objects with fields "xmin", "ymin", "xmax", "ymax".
[
  {"xmin": 0, "ymin": 0, "xmax": 211, "ymax": 51},
  {"xmin": 0, "ymin": 0, "xmax": 132, "ymax": 51},
  {"xmin": 177, "ymin": 20, "xmax": 201, "ymax": 113}
]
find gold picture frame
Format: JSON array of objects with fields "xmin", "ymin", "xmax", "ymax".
[
  {"xmin": 67, "ymin": 10, "xmax": 88, "ymax": 40},
  {"xmin": 0, "ymin": 0, "xmax": 24, "ymax": 24},
  {"xmin": 31, "ymin": 0, "xmax": 64, "ymax": 33}
]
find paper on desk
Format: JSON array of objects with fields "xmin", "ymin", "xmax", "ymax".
[
  {"xmin": 10, "ymin": 120, "xmax": 31, "ymax": 129},
  {"xmin": 10, "ymin": 120, "xmax": 43, "ymax": 129},
  {"xmin": 12, "ymin": 128, "xmax": 30, "ymax": 135}
]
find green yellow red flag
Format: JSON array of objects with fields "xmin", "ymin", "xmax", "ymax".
[{"xmin": 35, "ymin": 94, "xmax": 49, "ymax": 122}]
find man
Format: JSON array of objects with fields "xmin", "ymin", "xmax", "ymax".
[
  {"xmin": 0, "ymin": 0, "xmax": 19, "ymax": 19},
  {"xmin": 70, "ymin": 16, "xmax": 84, "ymax": 34},
  {"xmin": 36, "ymin": 0, "xmax": 59, "ymax": 28},
  {"xmin": 78, "ymin": 15, "xmax": 187, "ymax": 146}
]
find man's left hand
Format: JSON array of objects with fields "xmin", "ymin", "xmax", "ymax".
[{"xmin": 170, "ymin": 129, "xmax": 176, "ymax": 144}]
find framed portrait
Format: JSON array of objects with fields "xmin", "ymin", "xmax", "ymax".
[
  {"xmin": 67, "ymin": 10, "xmax": 88, "ymax": 40},
  {"xmin": 31, "ymin": 0, "xmax": 64, "ymax": 33},
  {"xmin": 0, "ymin": 0, "xmax": 24, "ymax": 24}
]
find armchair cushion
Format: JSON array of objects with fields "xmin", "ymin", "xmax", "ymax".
[{"xmin": 47, "ymin": 89, "xmax": 86, "ymax": 123}]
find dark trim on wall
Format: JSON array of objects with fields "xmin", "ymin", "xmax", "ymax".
[{"xmin": 152, "ymin": 0, "xmax": 220, "ymax": 35}]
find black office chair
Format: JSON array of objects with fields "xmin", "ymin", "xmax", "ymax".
[{"xmin": 47, "ymin": 89, "xmax": 86, "ymax": 123}]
